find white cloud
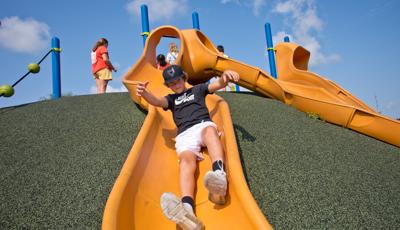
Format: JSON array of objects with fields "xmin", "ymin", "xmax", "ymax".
[
  {"xmin": 90, "ymin": 84, "xmax": 128, "ymax": 94},
  {"xmin": 252, "ymin": 0, "xmax": 267, "ymax": 16},
  {"xmin": 382, "ymin": 100, "xmax": 400, "ymax": 119},
  {"xmin": 273, "ymin": 0, "xmax": 340, "ymax": 66},
  {"xmin": 107, "ymin": 85, "xmax": 128, "ymax": 93},
  {"xmin": 0, "ymin": 16, "xmax": 50, "ymax": 54},
  {"xmin": 368, "ymin": 0, "xmax": 396, "ymax": 16},
  {"xmin": 220, "ymin": 0, "xmax": 266, "ymax": 16},
  {"xmin": 90, "ymin": 85, "xmax": 97, "ymax": 94},
  {"xmin": 126, "ymin": 0, "xmax": 188, "ymax": 22},
  {"xmin": 220, "ymin": 0, "xmax": 240, "ymax": 4},
  {"xmin": 386, "ymin": 101, "xmax": 400, "ymax": 110},
  {"xmin": 272, "ymin": 31, "xmax": 290, "ymax": 45}
]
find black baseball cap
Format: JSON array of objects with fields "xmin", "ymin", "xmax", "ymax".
[{"xmin": 162, "ymin": 65, "xmax": 185, "ymax": 84}]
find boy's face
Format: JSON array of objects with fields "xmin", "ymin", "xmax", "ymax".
[{"xmin": 166, "ymin": 76, "xmax": 186, "ymax": 93}]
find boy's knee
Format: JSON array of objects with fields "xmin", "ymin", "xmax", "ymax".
[
  {"xmin": 179, "ymin": 157, "xmax": 196, "ymax": 173},
  {"xmin": 203, "ymin": 125, "xmax": 217, "ymax": 136},
  {"xmin": 179, "ymin": 152, "xmax": 196, "ymax": 165}
]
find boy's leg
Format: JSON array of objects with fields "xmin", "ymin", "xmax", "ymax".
[
  {"xmin": 201, "ymin": 126, "xmax": 227, "ymax": 205},
  {"xmin": 201, "ymin": 126, "xmax": 224, "ymax": 163},
  {"xmin": 160, "ymin": 151, "xmax": 204, "ymax": 230},
  {"xmin": 178, "ymin": 151, "xmax": 197, "ymax": 199}
]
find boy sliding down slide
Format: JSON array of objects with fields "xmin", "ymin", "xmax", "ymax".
[{"xmin": 136, "ymin": 65, "xmax": 239, "ymax": 230}]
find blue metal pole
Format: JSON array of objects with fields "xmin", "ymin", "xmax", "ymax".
[
  {"xmin": 140, "ymin": 4, "xmax": 150, "ymax": 47},
  {"xmin": 51, "ymin": 37, "xmax": 61, "ymax": 99},
  {"xmin": 192, "ymin": 12, "xmax": 200, "ymax": 30},
  {"xmin": 284, "ymin": 36, "xmax": 290, "ymax": 42},
  {"xmin": 264, "ymin": 23, "xmax": 277, "ymax": 78}
]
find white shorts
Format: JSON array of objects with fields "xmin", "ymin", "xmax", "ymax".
[{"xmin": 175, "ymin": 121, "xmax": 217, "ymax": 160}]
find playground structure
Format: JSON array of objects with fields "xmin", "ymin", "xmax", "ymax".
[
  {"xmin": 0, "ymin": 37, "xmax": 61, "ymax": 99},
  {"xmin": 102, "ymin": 17, "xmax": 400, "ymax": 230},
  {"xmin": 103, "ymin": 26, "xmax": 272, "ymax": 230},
  {"xmin": 101, "ymin": 5, "xmax": 400, "ymax": 230}
]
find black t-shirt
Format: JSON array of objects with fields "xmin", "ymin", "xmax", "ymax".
[{"xmin": 164, "ymin": 83, "xmax": 212, "ymax": 134}]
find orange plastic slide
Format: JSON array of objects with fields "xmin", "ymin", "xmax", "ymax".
[
  {"xmin": 103, "ymin": 25, "xmax": 400, "ymax": 229},
  {"xmin": 102, "ymin": 26, "xmax": 272, "ymax": 229},
  {"xmin": 175, "ymin": 27, "xmax": 399, "ymax": 148}
]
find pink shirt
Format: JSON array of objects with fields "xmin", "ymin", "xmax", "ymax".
[
  {"xmin": 91, "ymin": 46, "xmax": 109, "ymax": 74},
  {"xmin": 157, "ymin": 62, "xmax": 170, "ymax": 70}
]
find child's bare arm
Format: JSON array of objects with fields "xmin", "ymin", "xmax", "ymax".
[
  {"xmin": 102, "ymin": 53, "xmax": 117, "ymax": 72},
  {"xmin": 136, "ymin": 82, "xmax": 168, "ymax": 108},
  {"xmin": 208, "ymin": 70, "xmax": 240, "ymax": 93}
]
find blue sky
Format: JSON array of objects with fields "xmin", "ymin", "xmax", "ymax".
[{"xmin": 1, "ymin": 0, "xmax": 399, "ymax": 119}]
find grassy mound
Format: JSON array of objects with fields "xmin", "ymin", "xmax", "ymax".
[
  {"xmin": 0, "ymin": 94, "xmax": 146, "ymax": 229},
  {"xmin": 222, "ymin": 92, "xmax": 400, "ymax": 229},
  {"xmin": 0, "ymin": 92, "xmax": 399, "ymax": 229}
]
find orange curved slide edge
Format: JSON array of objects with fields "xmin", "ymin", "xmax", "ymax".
[
  {"xmin": 176, "ymin": 28, "xmax": 399, "ymax": 148},
  {"xmin": 102, "ymin": 26, "xmax": 273, "ymax": 229}
]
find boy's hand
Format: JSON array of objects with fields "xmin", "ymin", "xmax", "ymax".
[
  {"xmin": 208, "ymin": 70, "xmax": 240, "ymax": 93},
  {"xmin": 221, "ymin": 70, "xmax": 239, "ymax": 84},
  {"xmin": 136, "ymin": 81, "xmax": 149, "ymax": 96}
]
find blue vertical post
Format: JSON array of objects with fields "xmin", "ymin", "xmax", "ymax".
[
  {"xmin": 51, "ymin": 37, "xmax": 61, "ymax": 99},
  {"xmin": 284, "ymin": 36, "xmax": 290, "ymax": 42},
  {"xmin": 140, "ymin": 4, "xmax": 150, "ymax": 47},
  {"xmin": 192, "ymin": 12, "xmax": 200, "ymax": 30},
  {"xmin": 264, "ymin": 23, "xmax": 277, "ymax": 78}
]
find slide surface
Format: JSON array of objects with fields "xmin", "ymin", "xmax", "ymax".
[{"xmin": 103, "ymin": 25, "xmax": 400, "ymax": 229}]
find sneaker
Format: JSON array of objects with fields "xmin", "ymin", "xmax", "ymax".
[
  {"xmin": 204, "ymin": 170, "xmax": 227, "ymax": 205},
  {"xmin": 160, "ymin": 192, "xmax": 204, "ymax": 230}
]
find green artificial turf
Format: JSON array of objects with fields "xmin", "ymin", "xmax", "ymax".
[
  {"xmin": 1, "ymin": 92, "xmax": 399, "ymax": 229},
  {"xmin": 220, "ymin": 92, "xmax": 400, "ymax": 229},
  {"xmin": 0, "ymin": 93, "xmax": 146, "ymax": 229}
]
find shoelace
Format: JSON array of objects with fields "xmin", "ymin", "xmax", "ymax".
[{"xmin": 217, "ymin": 160, "xmax": 225, "ymax": 173}]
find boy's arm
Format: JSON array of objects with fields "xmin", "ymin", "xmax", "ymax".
[
  {"xmin": 208, "ymin": 70, "xmax": 240, "ymax": 93},
  {"xmin": 136, "ymin": 82, "xmax": 168, "ymax": 108}
]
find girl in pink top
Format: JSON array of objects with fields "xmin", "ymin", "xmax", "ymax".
[
  {"xmin": 91, "ymin": 38, "xmax": 117, "ymax": 94},
  {"xmin": 156, "ymin": 54, "xmax": 170, "ymax": 70}
]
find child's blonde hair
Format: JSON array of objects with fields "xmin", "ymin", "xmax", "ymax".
[{"xmin": 169, "ymin": 42, "xmax": 179, "ymax": 53}]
